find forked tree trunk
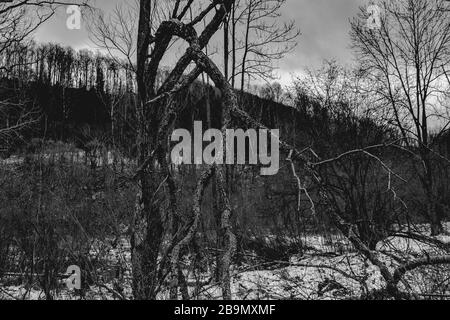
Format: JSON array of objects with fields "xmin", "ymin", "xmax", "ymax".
[{"xmin": 132, "ymin": 0, "xmax": 237, "ymax": 300}]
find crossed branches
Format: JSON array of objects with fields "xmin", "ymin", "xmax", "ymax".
[{"xmin": 133, "ymin": 0, "xmax": 450, "ymax": 300}]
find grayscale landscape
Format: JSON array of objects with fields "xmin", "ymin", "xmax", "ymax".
[{"xmin": 0, "ymin": 0, "xmax": 449, "ymax": 301}]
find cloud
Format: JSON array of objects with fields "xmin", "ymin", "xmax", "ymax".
[
  {"xmin": 34, "ymin": 0, "xmax": 367, "ymax": 84},
  {"xmin": 277, "ymin": 0, "xmax": 364, "ymax": 78}
]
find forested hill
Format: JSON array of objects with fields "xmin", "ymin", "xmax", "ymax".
[
  {"xmin": 1, "ymin": 76, "xmax": 313, "ymax": 153},
  {"xmin": 0, "ymin": 42, "xmax": 392, "ymax": 156}
]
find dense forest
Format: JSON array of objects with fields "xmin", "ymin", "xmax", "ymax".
[{"xmin": 0, "ymin": 42, "xmax": 304, "ymax": 153}]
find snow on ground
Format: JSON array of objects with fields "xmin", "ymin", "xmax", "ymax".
[
  {"xmin": 198, "ymin": 223, "xmax": 450, "ymax": 300},
  {"xmin": 1, "ymin": 223, "xmax": 449, "ymax": 300},
  {"xmin": 0, "ymin": 151, "xmax": 134, "ymax": 168}
]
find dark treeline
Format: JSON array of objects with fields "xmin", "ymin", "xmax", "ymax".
[
  {"xmin": 1, "ymin": 42, "xmax": 398, "ymax": 159},
  {"xmin": 0, "ymin": 41, "xmax": 137, "ymax": 153},
  {"xmin": 3, "ymin": 42, "xmax": 450, "ymax": 190},
  {"xmin": 0, "ymin": 42, "xmax": 136, "ymax": 92}
]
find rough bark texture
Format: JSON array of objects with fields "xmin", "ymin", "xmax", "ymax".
[{"xmin": 132, "ymin": 0, "xmax": 237, "ymax": 300}]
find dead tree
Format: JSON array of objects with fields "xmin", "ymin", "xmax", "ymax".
[{"xmin": 131, "ymin": 0, "xmax": 239, "ymax": 300}]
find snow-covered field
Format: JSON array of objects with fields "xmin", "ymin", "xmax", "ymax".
[
  {"xmin": 1, "ymin": 223, "xmax": 449, "ymax": 300},
  {"xmin": 198, "ymin": 223, "xmax": 450, "ymax": 300},
  {"xmin": 0, "ymin": 150, "xmax": 134, "ymax": 168}
]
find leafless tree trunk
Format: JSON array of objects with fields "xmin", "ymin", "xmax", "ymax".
[
  {"xmin": 228, "ymin": 0, "xmax": 299, "ymax": 91},
  {"xmin": 130, "ymin": 0, "xmax": 239, "ymax": 300}
]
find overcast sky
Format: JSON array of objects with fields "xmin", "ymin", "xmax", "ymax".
[{"xmin": 35, "ymin": 0, "xmax": 367, "ymax": 85}]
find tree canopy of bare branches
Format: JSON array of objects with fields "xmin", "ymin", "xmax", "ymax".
[{"xmin": 351, "ymin": 0, "xmax": 450, "ymax": 235}]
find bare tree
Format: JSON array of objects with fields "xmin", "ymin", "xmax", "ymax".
[
  {"xmin": 89, "ymin": 2, "xmax": 139, "ymax": 74},
  {"xmin": 226, "ymin": 0, "xmax": 300, "ymax": 91},
  {"xmin": 128, "ymin": 0, "xmax": 237, "ymax": 300},
  {"xmin": 293, "ymin": 60, "xmax": 375, "ymax": 117},
  {"xmin": 259, "ymin": 81, "xmax": 286, "ymax": 103},
  {"xmin": 351, "ymin": 0, "xmax": 450, "ymax": 235}
]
